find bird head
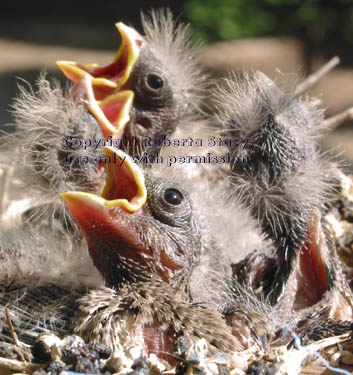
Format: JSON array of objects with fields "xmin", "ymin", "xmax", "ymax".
[
  {"xmin": 61, "ymin": 147, "xmax": 202, "ymax": 289},
  {"xmin": 57, "ymin": 10, "xmax": 203, "ymax": 156}
]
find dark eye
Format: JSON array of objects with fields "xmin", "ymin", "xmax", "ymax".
[
  {"xmin": 146, "ymin": 177, "xmax": 191, "ymax": 227},
  {"xmin": 145, "ymin": 73, "xmax": 164, "ymax": 92},
  {"xmin": 164, "ymin": 188, "xmax": 183, "ymax": 206}
]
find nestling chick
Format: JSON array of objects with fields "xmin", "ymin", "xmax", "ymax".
[
  {"xmin": 57, "ymin": 9, "xmax": 204, "ymax": 156},
  {"xmin": 0, "ymin": 77, "xmax": 106, "ymax": 228},
  {"xmin": 216, "ymin": 72, "xmax": 333, "ymax": 254},
  {"xmin": 216, "ymin": 72, "xmax": 353, "ymax": 320},
  {"xmin": 61, "ymin": 147, "xmax": 241, "ymax": 358},
  {"xmin": 0, "ymin": 78, "xmax": 106, "ymax": 285},
  {"xmin": 0, "ymin": 145, "xmax": 269, "ymax": 359}
]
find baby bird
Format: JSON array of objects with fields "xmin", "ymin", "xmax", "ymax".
[
  {"xmin": 61, "ymin": 148, "xmax": 352, "ymax": 369},
  {"xmin": 61, "ymin": 147, "xmax": 241, "ymax": 358},
  {"xmin": 0, "ymin": 77, "xmax": 105, "ymax": 227},
  {"xmin": 57, "ymin": 9, "xmax": 204, "ymax": 156},
  {"xmin": 215, "ymin": 72, "xmax": 353, "ymax": 320},
  {"xmin": 216, "ymin": 72, "xmax": 332, "ymax": 251}
]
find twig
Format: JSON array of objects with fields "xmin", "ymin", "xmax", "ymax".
[
  {"xmin": 5, "ymin": 309, "xmax": 32, "ymax": 362},
  {"xmin": 0, "ymin": 356, "xmax": 43, "ymax": 373},
  {"xmin": 5, "ymin": 308, "xmax": 20, "ymax": 347},
  {"xmin": 323, "ymin": 106, "xmax": 353, "ymax": 129},
  {"xmin": 294, "ymin": 56, "xmax": 340, "ymax": 96}
]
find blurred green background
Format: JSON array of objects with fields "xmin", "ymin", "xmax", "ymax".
[{"xmin": 186, "ymin": 0, "xmax": 353, "ymax": 68}]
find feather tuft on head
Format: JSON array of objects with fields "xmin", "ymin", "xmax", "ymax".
[{"xmin": 141, "ymin": 9, "xmax": 206, "ymax": 113}]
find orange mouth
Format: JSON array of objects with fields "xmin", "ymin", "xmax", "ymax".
[
  {"xmin": 61, "ymin": 147, "xmax": 146, "ymax": 215},
  {"xmin": 57, "ymin": 23, "xmax": 143, "ymax": 138}
]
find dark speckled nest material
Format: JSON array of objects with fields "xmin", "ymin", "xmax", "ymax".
[{"xmin": 326, "ymin": 174, "xmax": 353, "ymax": 290}]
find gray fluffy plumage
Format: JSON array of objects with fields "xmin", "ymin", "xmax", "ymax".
[
  {"xmin": 211, "ymin": 72, "xmax": 343, "ymax": 307},
  {"xmin": 0, "ymin": 78, "xmax": 103, "ymax": 286},
  {"xmin": 215, "ymin": 72, "xmax": 336, "ymax": 240},
  {"xmin": 0, "ymin": 77, "xmax": 104, "ymax": 228},
  {"xmin": 141, "ymin": 9, "xmax": 205, "ymax": 114}
]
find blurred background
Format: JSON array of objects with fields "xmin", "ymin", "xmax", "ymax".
[{"xmin": 1, "ymin": 0, "xmax": 353, "ymax": 168}]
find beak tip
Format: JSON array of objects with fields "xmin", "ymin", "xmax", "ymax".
[
  {"xmin": 60, "ymin": 191, "xmax": 69, "ymax": 201},
  {"xmin": 60, "ymin": 191, "xmax": 77, "ymax": 208}
]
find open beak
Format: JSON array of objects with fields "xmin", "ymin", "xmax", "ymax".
[
  {"xmin": 294, "ymin": 210, "xmax": 331, "ymax": 310},
  {"xmin": 61, "ymin": 147, "xmax": 185, "ymax": 283},
  {"xmin": 57, "ymin": 23, "xmax": 142, "ymax": 89},
  {"xmin": 83, "ymin": 75, "xmax": 134, "ymax": 138},
  {"xmin": 57, "ymin": 23, "xmax": 143, "ymax": 138},
  {"xmin": 61, "ymin": 147, "xmax": 148, "ymax": 276},
  {"xmin": 61, "ymin": 146, "xmax": 146, "ymax": 216},
  {"xmin": 289, "ymin": 209, "xmax": 353, "ymax": 320}
]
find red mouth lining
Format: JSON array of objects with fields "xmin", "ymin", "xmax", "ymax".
[{"xmin": 103, "ymin": 160, "xmax": 139, "ymax": 203}]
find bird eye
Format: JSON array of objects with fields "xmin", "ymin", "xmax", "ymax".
[
  {"xmin": 147, "ymin": 73, "xmax": 164, "ymax": 90},
  {"xmin": 164, "ymin": 188, "xmax": 183, "ymax": 205},
  {"xmin": 146, "ymin": 176, "xmax": 191, "ymax": 227},
  {"xmin": 143, "ymin": 73, "xmax": 164, "ymax": 96}
]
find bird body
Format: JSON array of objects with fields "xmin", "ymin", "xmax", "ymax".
[
  {"xmin": 214, "ymin": 72, "xmax": 352, "ymax": 318},
  {"xmin": 60, "ymin": 146, "xmax": 246, "ymax": 358},
  {"xmin": 215, "ymin": 72, "xmax": 334, "ymax": 244},
  {"xmin": 73, "ymin": 280, "xmax": 240, "ymax": 358},
  {"xmin": 0, "ymin": 77, "xmax": 105, "ymax": 228}
]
